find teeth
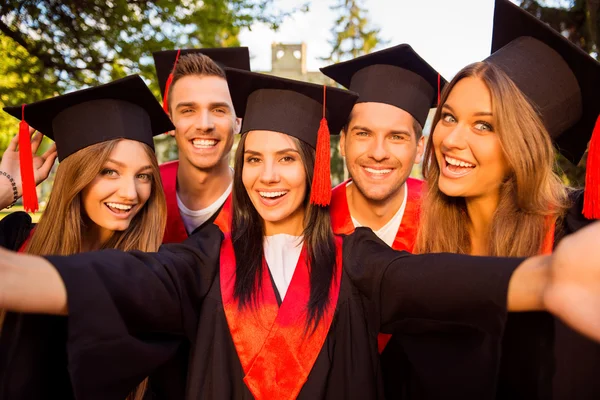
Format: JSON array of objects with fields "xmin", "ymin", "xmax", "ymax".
[
  {"xmin": 259, "ymin": 191, "xmax": 287, "ymax": 198},
  {"xmin": 192, "ymin": 139, "xmax": 217, "ymax": 147},
  {"xmin": 106, "ymin": 203, "xmax": 133, "ymax": 211},
  {"xmin": 364, "ymin": 167, "xmax": 392, "ymax": 175},
  {"xmin": 445, "ymin": 156, "xmax": 475, "ymax": 168}
]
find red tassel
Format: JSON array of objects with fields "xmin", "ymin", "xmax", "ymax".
[
  {"xmin": 583, "ymin": 114, "xmax": 600, "ymax": 219},
  {"xmin": 310, "ymin": 117, "xmax": 331, "ymax": 206},
  {"xmin": 162, "ymin": 72, "xmax": 174, "ymax": 113},
  {"xmin": 18, "ymin": 104, "xmax": 38, "ymax": 213},
  {"xmin": 162, "ymin": 49, "xmax": 182, "ymax": 114}
]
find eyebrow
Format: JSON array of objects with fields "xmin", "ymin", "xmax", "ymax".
[
  {"xmin": 351, "ymin": 125, "xmax": 411, "ymax": 136},
  {"xmin": 443, "ymin": 103, "xmax": 492, "ymax": 117},
  {"xmin": 244, "ymin": 148, "xmax": 300, "ymax": 156},
  {"xmin": 175, "ymin": 101, "xmax": 233, "ymax": 111},
  {"xmin": 106, "ymin": 159, "xmax": 152, "ymax": 171}
]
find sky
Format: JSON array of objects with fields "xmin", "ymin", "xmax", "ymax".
[{"xmin": 238, "ymin": 0, "xmax": 507, "ymax": 80}]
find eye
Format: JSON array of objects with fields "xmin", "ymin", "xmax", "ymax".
[
  {"xmin": 213, "ymin": 107, "xmax": 227, "ymax": 114},
  {"xmin": 137, "ymin": 173, "xmax": 152, "ymax": 182},
  {"xmin": 245, "ymin": 156, "xmax": 261, "ymax": 164},
  {"xmin": 441, "ymin": 112, "xmax": 456, "ymax": 123},
  {"xmin": 100, "ymin": 168, "xmax": 118, "ymax": 177},
  {"xmin": 280, "ymin": 155, "xmax": 296, "ymax": 163},
  {"xmin": 390, "ymin": 134, "xmax": 409, "ymax": 141},
  {"xmin": 474, "ymin": 121, "xmax": 494, "ymax": 132},
  {"xmin": 181, "ymin": 108, "xmax": 193, "ymax": 114},
  {"xmin": 355, "ymin": 131, "xmax": 369, "ymax": 137}
]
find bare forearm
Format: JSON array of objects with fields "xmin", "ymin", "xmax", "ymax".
[
  {"xmin": 0, "ymin": 249, "xmax": 67, "ymax": 315},
  {"xmin": 507, "ymin": 255, "xmax": 551, "ymax": 312}
]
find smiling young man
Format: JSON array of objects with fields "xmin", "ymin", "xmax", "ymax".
[
  {"xmin": 153, "ymin": 48, "xmax": 250, "ymax": 243},
  {"xmin": 321, "ymin": 44, "xmax": 451, "ymax": 399}
]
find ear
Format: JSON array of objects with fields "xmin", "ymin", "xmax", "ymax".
[
  {"xmin": 339, "ymin": 130, "xmax": 347, "ymax": 158},
  {"xmin": 167, "ymin": 129, "xmax": 176, "ymax": 137},
  {"xmin": 414, "ymin": 135, "xmax": 426, "ymax": 164},
  {"xmin": 234, "ymin": 117, "xmax": 242, "ymax": 135}
]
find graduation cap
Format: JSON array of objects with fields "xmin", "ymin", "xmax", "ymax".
[
  {"xmin": 225, "ymin": 68, "xmax": 359, "ymax": 206},
  {"xmin": 153, "ymin": 47, "xmax": 251, "ymax": 112},
  {"xmin": 487, "ymin": 0, "xmax": 600, "ymax": 218},
  {"xmin": 319, "ymin": 44, "xmax": 446, "ymax": 128},
  {"xmin": 3, "ymin": 74, "xmax": 174, "ymax": 212}
]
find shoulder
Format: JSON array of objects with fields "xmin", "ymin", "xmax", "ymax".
[
  {"xmin": 406, "ymin": 177, "xmax": 425, "ymax": 192},
  {"xmin": 558, "ymin": 188, "xmax": 595, "ymax": 237},
  {"xmin": 0, "ymin": 211, "xmax": 34, "ymax": 250},
  {"xmin": 159, "ymin": 160, "xmax": 179, "ymax": 177}
]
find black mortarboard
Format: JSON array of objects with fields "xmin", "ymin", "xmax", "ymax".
[
  {"xmin": 319, "ymin": 44, "xmax": 446, "ymax": 128},
  {"xmin": 153, "ymin": 47, "xmax": 251, "ymax": 99},
  {"xmin": 4, "ymin": 75, "xmax": 173, "ymax": 162},
  {"xmin": 488, "ymin": 0, "xmax": 600, "ymax": 165},
  {"xmin": 224, "ymin": 68, "xmax": 359, "ymax": 206},
  {"xmin": 3, "ymin": 75, "xmax": 174, "ymax": 212}
]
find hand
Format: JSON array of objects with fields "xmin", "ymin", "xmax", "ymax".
[
  {"xmin": 544, "ymin": 221, "xmax": 600, "ymax": 342},
  {"xmin": 0, "ymin": 127, "xmax": 58, "ymax": 197}
]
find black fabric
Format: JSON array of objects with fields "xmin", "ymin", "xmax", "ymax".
[
  {"xmin": 489, "ymin": 0, "xmax": 600, "ymax": 164},
  {"xmin": 225, "ymin": 68, "xmax": 359, "ymax": 147},
  {"xmin": 495, "ymin": 189, "xmax": 600, "ymax": 400},
  {"xmin": 3, "ymin": 75, "xmax": 174, "ymax": 161},
  {"xmin": 153, "ymin": 47, "xmax": 251, "ymax": 97},
  {"xmin": 0, "ymin": 212, "xmax": 73, "ymax": 400},
  {"xmin": 45, "ymin": 225, "xmax": 521, "ymax": 400},
  {"xmin": 320, "ymin": 44, "xmax": 446, "ymax": 127}
]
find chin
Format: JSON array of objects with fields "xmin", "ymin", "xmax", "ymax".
[{"xmin": 437, "ymin": 180, "xmax": 470, "ymax": 199}]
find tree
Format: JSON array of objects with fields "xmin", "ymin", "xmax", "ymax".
[
  {"xmin": 518, "ymin": 0, "xmax": 599, "ymax": 187},
  {"xmin": 323, "ymin": 0, "xmax": 387, "ymax": 184},
  {"xmin": 0, "ymin": 0, "xmax": 298, "ymax": 158}
]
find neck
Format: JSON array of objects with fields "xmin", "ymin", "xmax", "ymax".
[
  {"xmin": 347, "ymin": 181, "xmax": 406, "ymax": 231},
  {"xmin": 81, "ymin": 224, "xmax": 113, "ymax": 252},
  {"xmin": 465, "ymin": 192, "xmax": 500, "ymax": 256},
  {"xmin": 177, "ymin": 157, "xmax": 233, "ymax": 211}
]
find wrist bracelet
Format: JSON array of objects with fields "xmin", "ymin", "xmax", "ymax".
[{"xmin": 0, "ymin": 171, "xmax": 19, "ymax": 209}]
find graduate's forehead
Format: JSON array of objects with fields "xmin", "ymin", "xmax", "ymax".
[
  {"xmin": 347, "ymin": 102, "xmax": 416, "ymax": 134},
  {"xmin": 170, "ymin": 75, "xmax": 233, "ymax": 106},
  {"xmin": 244, "ymin": 130, "xmax": 299, "ymax": 154}
]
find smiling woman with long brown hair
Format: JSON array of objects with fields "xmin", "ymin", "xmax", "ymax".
[
  {"xmin": 416, "ymin": 1, "xmax": 600, "ymax": 398},
  {"xmin": 0, "ymin": 75, "xmax": 172, "ymax": 400}
]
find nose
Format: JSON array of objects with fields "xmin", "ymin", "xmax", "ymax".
[
  {"xmin": 118, "ymin": 176, "xmax": 138, "ymax": 201},
  {"xmin": 259, "ymin": 158, "xmax": 280, "ymax": 184},
  {"xmin": 441, "ymin": 123, "xmax": 468, "ymax": 151},
  {"xmin": 194, "ymin": 110, "xmax": 215, "ymax": 132},
  {"xmin": 367, "ymin": 136, "xmax": 390, "ymax": 162}
]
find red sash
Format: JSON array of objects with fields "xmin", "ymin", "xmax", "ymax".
[
  {"xmin": 160, "ymin": 160, "xmax": 232, "ymax": 242},
  {"xmin": 541, "ymin": 218, "xmax": 556, "ymax": 255},
  {"xmin": 17, "ymin": 229, "xmax": 34, "ymax": 253},
  {"xmin": 330, "ymin": 178, "xmax": 424, "ymax": 352},
  {"xmin": 220, "ymin": 234, "xmax": 343, "ymax": 400}
]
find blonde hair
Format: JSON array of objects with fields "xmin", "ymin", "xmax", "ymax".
[
  {"xmin": 416, "ymin": 62, "xmax": 568, "ymax": 257},
  {"xmin": 14, "ymin": 138, "xmax": 164, "ymax": 400}
]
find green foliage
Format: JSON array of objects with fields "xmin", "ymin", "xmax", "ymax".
[
  {"xmin": 323, "ymin": 0, "xmax": 387, "ymax": 63},
  {"xmin": 0, "ymin": 0, "xmax": 298, "ymax": 156}
]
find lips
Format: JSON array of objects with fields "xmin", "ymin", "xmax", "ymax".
[
  {"xmin": 191, "ymin": 138, "xmax": 218, "ymax": 148},
  {"xmin": 361, "ymin": 165, "xmax": 394, "ymax": 179},
  {"xmin": 104, "ymin": 202, "xmax": 136, "ymax": 218},
  {"xmin": 256, "ymin": 190, "xmax": 289, "ymax": 207},
  {"xmin": 442, "ymin": 154, "xmax": 476, "ymax": 178}
]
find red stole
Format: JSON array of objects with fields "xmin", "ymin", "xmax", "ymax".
[
  {"xmin": 330, "ymin": 178, "xmax": 424, "ymax": 352},
  {"xmin": 220, "ymin": 234, "xmax": 343, "ymax": 400},
  {"xmin": 541, "ymin": 219, "xmax": 556, "ymax": 255},
  {"xmin": 17, "ymin": 229, "xmax": 35, "ymax": 253},
  {"xmin": 160, "ymin": 160, "xmax": 232, "ymax": 243}
]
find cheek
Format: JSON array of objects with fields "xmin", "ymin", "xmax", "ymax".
[
  {"xmin": 292, "ymin": 166, "xmax": 307, "ymax": 198},
  {"xmin": 138, "ymin": 183, "xmax": 152, "ymax": 203},
  {"xmin": 242, "ymin": 166, "xmax": 255, "ymax": 193}
]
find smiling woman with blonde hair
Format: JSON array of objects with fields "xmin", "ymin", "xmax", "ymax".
[
  {"xmin": 0, "ymin": 75, "xmax": 172, "ymax": 400},
  {"xmin": 416, "ymin": 1, "xmax": 600, "ymax": 398}
]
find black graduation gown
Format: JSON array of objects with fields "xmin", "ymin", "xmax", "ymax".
[
  {"xmin": 45, "ymin": 226, "xmax": 522, "ymax": 400},
  {"xmin": 0, "ymin": 212, "xmax": 74, "ymax": 400},
  {"xmin": 497, "ymin": 190, "xmax": 600, "ymax": 400}
]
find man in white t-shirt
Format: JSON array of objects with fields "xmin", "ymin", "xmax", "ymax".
[{"xmin": 152, "ymin": 48, "xmax": 250, "ymax": 242}]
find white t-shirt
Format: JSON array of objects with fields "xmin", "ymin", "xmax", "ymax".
[
  {"xmin": 263, "ymin": 234, "xmax": 303, "ymax": 300},
  {"xmin": 350, "ymin": 182, "xmax": 408, "ymax": 247},
  {"xmin": 176, "ymin": 181, "xmax": 233, "ymax": 235}
]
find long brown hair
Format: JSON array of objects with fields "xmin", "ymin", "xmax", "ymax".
[
  {"xmin": 416, "ymin": 62, "xmax": 568, "ymax": 257},
  {"xmin": 22, "ymin": 139, "xmax": 164, "ymax": 400},
  {"xmin": 232, "ymin": 132, "xmax": 337, "ymax": 331},
  {"xmin": 25, "ymin": 139, "xmax": 166, "ymax": 255}
]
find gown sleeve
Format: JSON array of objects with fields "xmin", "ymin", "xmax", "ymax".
[
  {"xmin": 44, "ymin": 223, "xmax": 223, "ymax": 400},
  {"xmin": 344, "ymin": 228, "xmax": 523, "ymax": 400},
  {"xmin": 0, "ymin": 211, "xmax": 33, "ymax": 250}
]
